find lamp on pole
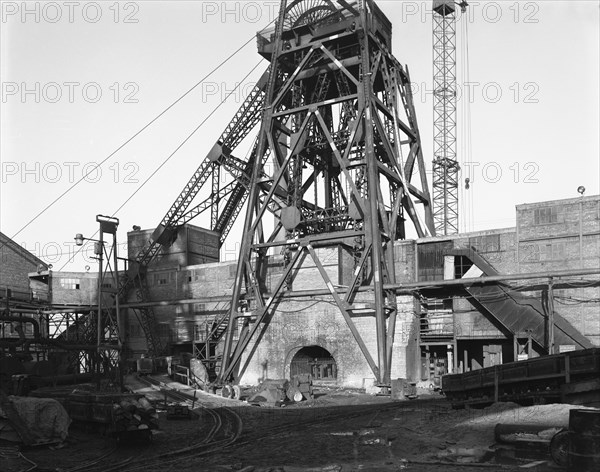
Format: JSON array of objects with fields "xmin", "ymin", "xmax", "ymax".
[
  {"xmin": 75, "ymin": 214, "xmax": 122, "ymax": 390},
  {"xmin": 577, "ymin": 186, "xmax": 585, "ymax": 268}
]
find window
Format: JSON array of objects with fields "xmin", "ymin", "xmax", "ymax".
[
  {"xmin": 454, "ymin": 256, "xmax": 473, "ymax": 278},
  {"xmin": 60, "ymin": 278, "xmax": 80, "ymax": 290},
  {"xmin": 468, "ymin": 235, "xmax": 500, "ymax": 253},
  {"xmin": 534, "ymin": 207, "xmax": 558, "ymax": 225},
  {"xmin": 152, "ymin": 272, "xmax": 173, "ymax": 286},
  {"xmin": 539, "ymin": 242, "xmax": 566, "ymax": 261},
  {"xmin": 193, "ymin": 303, "xmax": 206, "ymax": 313}
]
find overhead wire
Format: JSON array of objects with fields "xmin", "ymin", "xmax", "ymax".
[
  {"xmin": 458, "ymin": 7, "xmax": 473, "ymax": 233},
  {"xmin": 4, "ymin": 16, "xmax": 276, "ymax": 250},
  {"xmin": 109, "ymin": 60, "xmax": 265, "ymax": 219},
  {"xmin": 58, "ymin": 59, "xmax": 265, "ymax": 271}
]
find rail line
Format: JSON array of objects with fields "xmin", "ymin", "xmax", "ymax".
[
  {"xmin": 64, "ymin": 376, "xmax": 242, "ymax": 472},
  {"xmin": 65, "ymin": 378, "xmax": 445, "ymax": 472}
]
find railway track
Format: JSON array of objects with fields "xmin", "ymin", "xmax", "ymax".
[
  {"xmin": 62, "ymin": 378, "xmax": 446, "ymax": 472},
  {"xmin": 63, "ymin": 375, "xmax": 243, "ymax": 472}
]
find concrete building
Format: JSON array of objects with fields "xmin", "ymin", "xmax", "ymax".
[{"xmin": 122, "ymin": 195, "xmax": 600, "ymax": 388}]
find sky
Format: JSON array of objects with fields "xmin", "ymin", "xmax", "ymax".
[{"xmin": 1, "ymin": 0, "xmax": 599, "ymax": 273}]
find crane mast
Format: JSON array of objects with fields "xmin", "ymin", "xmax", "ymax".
[{"xmin": 432, "ymin": 0, "xmax": 463, "ymax": 235}]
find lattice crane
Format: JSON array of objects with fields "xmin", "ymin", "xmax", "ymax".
[
  {"xmin": 431, "ymin": 0, "xmax": 467, "ymax": 235},
  {"xmin": 116, "ymin": 70, "xmax": 271, "ymax": 356}
]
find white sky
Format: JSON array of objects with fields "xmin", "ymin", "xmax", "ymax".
[{"xmin": 1, "ymin": 0, "xmax": 599, "ymax": 272}]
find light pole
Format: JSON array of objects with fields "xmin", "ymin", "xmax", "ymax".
[
  {"xmin": 75, "ymin": 214, "xmax": 122, "ymax": 390},
  {"xmin": 577, "ymin": 186, "xmax": 585, "ymax": 268}
]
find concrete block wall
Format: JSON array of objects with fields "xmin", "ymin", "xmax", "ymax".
[
  {"xmin": 125, "ymin": 241, "xmax": 421, "ymax": 384},
  {"xmin": 516, "ymin": 195, "xmax": 600, "ymax": 272},
  {"xmin": 125, "ymin": 259, "xmax": 237, "ymax": 354},
  {"xmin": 237, "ymin": 242, "xmax": 420, "ymax": 387},
  {"xmin": 422, "ymin": 205, "xmax": 600, "ymax": 349},
  {"xmin": 515, "ymin": 196, "xmax": 600, "ymax": 346},
  {"xmin": 239, "ymin": 293, "xmax": 418, "ymax": 388},
  {"xmin": 127, "ymin": 224, "xmax": 219, "ymax": 270},
  {"xmin": 122, "ymin": 195, "xmax": 599, "ymax": 376},
  {"xmin": 50, "ymin": 271, "xmax": 99, "ymax": 306},
  {"xmin": 452, "ymin": 229, "xmax": 517, "ymax": 274},
  {"xmin": 454, "ymin": 309, "xmax": 505, "ymax": 339}
]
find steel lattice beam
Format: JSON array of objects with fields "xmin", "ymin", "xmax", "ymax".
[
  {"xmin": 218, "ymin": 0, "xmax": 434, "ymax": 387},
  {"xmin": 432, "ymin": 1, "xmax": 459, "ymax": 235}
]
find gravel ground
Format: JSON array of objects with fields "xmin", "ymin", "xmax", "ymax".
[{"xmin": 3, "ymin": 379, "xmax": 595, "ymax": 472}]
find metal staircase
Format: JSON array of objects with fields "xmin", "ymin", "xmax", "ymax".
[
  {"xmin": 450, "ymin": 248, "xmax": 592, "ymax": 352},
  {"xmin": 193, "ymin": 305, "xmax": 230, "ymax": 380}
]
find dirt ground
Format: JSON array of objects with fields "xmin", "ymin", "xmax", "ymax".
[{"xmin": 2, "ymin": 377, "xmax": 593, "ymax": 472}]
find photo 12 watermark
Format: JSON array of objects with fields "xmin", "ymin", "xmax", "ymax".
[
  {"xmin": 410, "ymin": 81, "xmax": 540, "ymax": 105},
  {"xmin": 200, "ymin": 1, "xmax": 278, "ymax": 24},
  {"xmin": 1, "ymin": 161, "xmax": 140, "ymax": 184},
  {"xmin": 1, "ymin": 82, "xmax": 140, "ymax": 104},
  {"xmin": 399, "ymin": 1, "xmax": 540, "ymax": 25},
  {"xmin": 1, "ymin": 1, "xmax": 140, "ymax": 24},
  {"xmin": 461, "ymin": 161, "xmax": 540, "ymax": 185},
  {"xmin": 16, "ymin": 240, "xmax": 129, "ymax": 267}
]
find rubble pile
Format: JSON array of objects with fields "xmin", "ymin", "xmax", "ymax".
[{"xmin": 65, "ymin": 392, "xmax": 158, "ymax": 434}]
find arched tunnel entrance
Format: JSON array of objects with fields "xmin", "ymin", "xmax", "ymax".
[{"xmin": 290, "ymin": 345, "xmax": 337, "ymax": 381}]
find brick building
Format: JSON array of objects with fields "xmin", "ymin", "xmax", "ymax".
[
  {"xmin": 122, "ymin": 195, "xmax": 600, "ymax": 388},
  {"xmin": 0, "ymin": 231, "xmax": 49, "ymax": 302},
  {"xmin": 0, "ymin": 232, "xmax": 50, "ymax": 352},
  {"xmin": 5, "ymin": 196, "xmax": 597, "ymax": 387}
]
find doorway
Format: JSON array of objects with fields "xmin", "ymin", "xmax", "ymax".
[{"xmin": 290, "ymin": 345, "xmax": 337, "ymax": 381}]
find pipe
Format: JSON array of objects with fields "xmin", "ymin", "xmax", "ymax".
[
  {"xmin": 114, "ymin": 267, "xmax": 600, "ymax": 309},
  {"xmin": 0, "ymin": 315, "xmax": 40, "ymax": 339}
]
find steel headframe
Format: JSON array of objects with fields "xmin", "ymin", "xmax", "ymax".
[
  {"xmin": 218, "ymin": 0, "xmax": 435, "ymax": 387},
  {"xmin": 432, "ymin": 0, "xmax": 459, "ymax": 235}
]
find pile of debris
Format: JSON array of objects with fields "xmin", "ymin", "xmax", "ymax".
[
  {"xmin": 65, "ymin": 392, "xmax": 158, "ymax": 436},
  {"xmin": 287, "ymin": 374, "xmax": 313, "ymax": 402},
  {"xmin": 0, "ymin": 391, "xmax": 70, "ymax": 445},
  {"xmin": 248, "ymin": 375, "xmax": 314, "ymax": 406},
  {"xmin": 112, "ymin": 395, "xmax": 159, "ymax": 432}
]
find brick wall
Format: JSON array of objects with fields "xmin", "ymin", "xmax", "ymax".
[
  {"xmin": 51, "ymin": 271, "xmax": 99, "ymax": 306},
  {"xmin": 127, "ymin": 224, "xmax": 220, "ymax": 270},
  {"xmin": 517, "ymin": 196, "xmax": 600, "ymax": 272},
  {"xmin": 0, "ymin": 232, "xmax": 47, "ymax": 295},
  {"xmin": 516, "ymin": 196, "xmax": 600, "ymax": 346},
  {"xmin": 122, "ymin": 196, "xmax": 600, "ymax": 379},
  {"xmin": 239, "ymin": 293, "xmax": 419, "ymax": 388}
]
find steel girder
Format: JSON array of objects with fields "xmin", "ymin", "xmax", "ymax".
[
  {"xmin": 115, "ymin": 70, "xmax": 272, "ymax": 356},
  {"xmin": 432, "ymin": 4, "xmax": 459, "ymax": 235},
  {"xmin": 218, "ymin": 0, "xmax": 434, "ymax": 387}
]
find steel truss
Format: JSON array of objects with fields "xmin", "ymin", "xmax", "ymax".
[
  {"xmin": 57, "ymin": 217, "xmax": 124, "ymax": 384},
  {"xmin": 218, "ymin": 0, "xmax": 434, "ymax": 387},
  {"xmin": 432, "ymin": 0, "xmax": 459, "ymax": 235},
  {"xmin": 117, "ymin": 70, "xmax": 272, "ymax": 357}
]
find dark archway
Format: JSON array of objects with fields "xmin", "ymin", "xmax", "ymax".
[{"xmin": 290, "ymin": 345, "xmax": 337, "ymax": 380}]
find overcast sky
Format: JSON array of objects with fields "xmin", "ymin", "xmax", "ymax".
[{"xmin": 1, "ymin": 0, "xmax": 598, "ymax": 272}]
